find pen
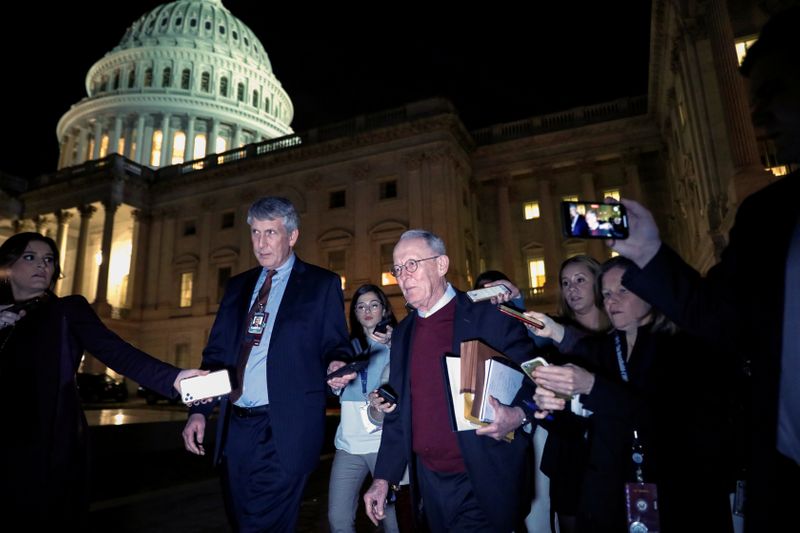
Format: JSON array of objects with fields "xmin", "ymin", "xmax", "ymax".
[{"xmin": 523, "ymin": 399, "xmax": 555, "ymax": 422}]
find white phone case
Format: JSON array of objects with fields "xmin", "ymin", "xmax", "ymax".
[
  {"xmin": 180, "ymin": 370, "xmax": 232, "ymax": 403},
  {"xmin": 466, "ymin": 284, "xmax": 511, "ymax": 303}
]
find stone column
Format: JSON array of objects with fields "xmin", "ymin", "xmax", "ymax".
[
  {"xmin": 54, "ymin": 210, "xmax": 73, "ymax": 295},
  {"xmin": 72, "ymin": 205, "xmax": 96, "ymax": 295},
  {"xmin": 93, "ymin": 201, "xmax": 119, "ymax": 317},
  {"xmin": 111, "ymin": 116, "xmax": 123, "ymax": 155},
  {"xmin": 706, "ymin": 0, "xmax": 771, "ymax": 199},
  {"xmin": 621, "ymin": 151, "xmax": 643, "ymax": 202},
  {"xmin": 195, "ymin": 199, "xmax": 214, "ymax": 313},
  {"xmin": 159, "ymin": 114, "xmax": 171, "ymax": 167},
  {"xmin": 76, "ymin": 127, "xmax": 88, "ymax": 165},
  {"xmin": 135, "ymin": 115, "xmax": 146, "ymax": 164},
  {"xmin": 33, "ymin": 215, "xmax": 48, "ymax": 233},
  {"xmin": 128, "ymin": 210, "xmax": 149, "ymax": 319},
  {"xmin": 232, "ymin": 124, "xmax": 242, "ymax": 149},
  {"xmin": 208, "ymin": 119, "xmax": 219, "ymax": 156},
  {"xmin": 579, "ymin": 167, "xmax": 605, "ymax": 260},
  {"xmin": 496, "ymin": 176, "xmax": 517, "ymax": 279},
  {"xmin": 184, "ymin": 115, "xmax": 196, "ymax": 162},
  {"xmin": 91, "ymin": 120, "xmax": 103, "ymax": 160},
  {"xmin": 538, "ymin": 177, "xmax": 562, "ymax": 289}
]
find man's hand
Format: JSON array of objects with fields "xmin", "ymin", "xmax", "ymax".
[
  {"xmin": 483, "ymin": 280, "xmax": 521, "ymax": 305},
  {"xmin": 364, "ymin": 478, "xmax": 390, "ymax": 525},
  {"xmin": 608, "ymin": 198, "xmax": 662, "ymax": 267},
  {"xmin": 182, "ymin": 413, "xmax": 207, "ymax": 456},
  {"xmin": 475, "ymin": 397, "xmax": 526, "ymax": 441},
  {"xmin": 0, "ymin": 306, "xmax": 25, "ymax": 329},
  {"xmin": 326, "ymin": 361, "xmax": 358, "ymax": 390},
  {"xmin": 532, "ymin": 363, "xmax": 595, "ymax": 397},
  {"xmin": 532, "ymin": 388, "xmax": 565, "ymax": 418},
  {"xmin": 172, "ymin": 368, "xmax": 210, "ymax": 395}
]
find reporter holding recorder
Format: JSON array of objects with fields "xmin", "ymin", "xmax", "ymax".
[
  {"xmin": 0, "ymin": 232, "xmax": 204, "ymax": 528},
  {"xmin": 326, "ymin": 284, "xmax": 400, "ymax": 533}
]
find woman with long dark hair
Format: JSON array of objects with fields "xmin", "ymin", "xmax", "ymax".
[
  {"xmin": 0, "ymin": 232, "xmax": 201, "ymax": 527},
  {"xmin": 328, "ymin": 283, "xmax": 400, "ymax": 533}
]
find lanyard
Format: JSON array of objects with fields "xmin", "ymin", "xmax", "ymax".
[{"xmin": 613, "ymin": 331, "xmax": 629, "ymax": 382}]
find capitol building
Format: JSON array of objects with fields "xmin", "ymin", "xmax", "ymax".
[{"xmin": 0, "ymin": 0, "xmax": 791, "ymax": 374}]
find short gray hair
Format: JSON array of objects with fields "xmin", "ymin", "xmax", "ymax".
[
  {"xmin": 397, "ymin": 229, "xmax": 446, "ymax": 255},
  {"xmin": 247, "ymin": 197, "xmax": 299, "ymax": 233}
]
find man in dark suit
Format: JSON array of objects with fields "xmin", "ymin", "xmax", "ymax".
[
  {"xmin": 181, "ymin": 196, "xmax": 351, "ymax": 532},
  {"xmin": 610, "ymin": 9, "xmax": 800, "ymax": 531},
  {"xmin": 363, "ymin": 229, "xmax": 538, "ymax": 532}
]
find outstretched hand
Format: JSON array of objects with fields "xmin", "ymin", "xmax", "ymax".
[{"xmin": 607, "ymin": 198, "xmax": 661, "ymax": 267}]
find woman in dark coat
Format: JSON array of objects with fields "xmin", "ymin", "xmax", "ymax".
[{"xmin": 0, "ymin": 232, "xmax": 201, "ymax": 527}]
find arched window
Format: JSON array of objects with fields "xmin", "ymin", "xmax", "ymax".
[
  {"xmin": 264, "ymin": 97, "xmax": 270, "ymax": 113},
  {"xmin": 99, "ymin": 76, "xmax": 108, "ymax": 92},
  {"xmin": 128, "ymin": 67, "xmax": 136, "ymax": 88},
  {"xmin": 220, "ymin": 77, "xmax": 228, "ymax": 97},
  {"xmin": 112, "ymin": 70, "xmax": 120, "ymax": 90},
  {"xmin": 237, "ymin": 82, "xmax": 245, "ymax": 102},
  {"xmin": 162, "ymin": 67, "xmax": 172, "ymax": 87},
  {"xmin": 144, "ymin": 68, "xmax": 153, "ymax": 88},
  {"xmin": 181, "ymin": 68, "xmax": 191, "ymax": 90},
  {"xmin": 200, "ymin": 72, "xmax": 210, "ymax": 92},
  {"xmin": 252, "ymin": 90, "xmax": 258, "ymax": 107}
]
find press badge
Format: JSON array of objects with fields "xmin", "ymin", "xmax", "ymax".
[{"xmin": 248, "ymin": 305, "xmax": 267, "ymax": 339}]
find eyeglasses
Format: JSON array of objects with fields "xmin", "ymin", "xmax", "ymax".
[
  {"xmin": 390, "ymin": 256, "xmax": 440, "ymax": 278},
  {"xmin": 355, "ymin": 301, "xmax": 383, "ymax": 314}
]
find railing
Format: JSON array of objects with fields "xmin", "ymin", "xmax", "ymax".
[{"xmin": 471, "ymin": 96, "xmax": 648, "ymax": 146}]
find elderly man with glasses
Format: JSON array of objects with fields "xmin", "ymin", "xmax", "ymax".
[{"xmin": 363, "ymin": 229, "xmax": 539, "ymax": 532}]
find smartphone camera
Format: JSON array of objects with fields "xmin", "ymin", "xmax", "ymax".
[{"xmin": 561, "ymin": 200, "xmax": 629, "ymax": 239}]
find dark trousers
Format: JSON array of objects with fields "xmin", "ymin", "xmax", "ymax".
[
  {"xmin": 222, "ymin": 408, "xmax": 309, "ymax": 533},
  {"xmin": 416, "ymin": 461, "xmax": 493, "ymax": 532}
]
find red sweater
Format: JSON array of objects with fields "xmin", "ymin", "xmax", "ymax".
[{"xmin": 410, "ymin": 298, "xmax": 466, "ymax": 473}]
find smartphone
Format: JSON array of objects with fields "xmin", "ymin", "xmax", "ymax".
[
  {"xmin": 180, "ymin": 370, "xmax": 232, "ymax": 403},
  {"xmin": 561, "ymin": 200, "xmax": 629, "ymax": 239},
  {"xmin": 326, "ymin": 360, "xmax": 368, "ymax": 380},
  {"xmin": 375, "ymin": 383, "xmax": 398, "ymax": 406},
  {"xmin": 373, "ymin": 317, "xmax": 393, "ymax": 335},
  {"xmin": 497, "ymin": 304, "xmax": 545, "ymax": 329},
  {"xmin": 466, "ymin": 284, "xmax": 511, "ymax": 303}
]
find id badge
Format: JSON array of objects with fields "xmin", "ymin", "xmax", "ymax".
[{"xmin": 248, "ymin": 311, "xmax": 267, "ymax": 335}]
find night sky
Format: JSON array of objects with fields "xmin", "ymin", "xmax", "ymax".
[{"xmin": 1, "ymin": 1, "xmax": 650, "ymax": 179}]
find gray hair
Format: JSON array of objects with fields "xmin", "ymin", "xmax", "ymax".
[
  {"xmin": 247, "ymin": 197, "xmax": 299, "ymax": 233},
  {"xmin": 397, "ymin": 229, "xmax": 447, "ymax": 255}
]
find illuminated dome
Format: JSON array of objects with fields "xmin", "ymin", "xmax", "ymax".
[{"xmin": 56, "ymin": 0, "xmax": 294, "ymax": 169}]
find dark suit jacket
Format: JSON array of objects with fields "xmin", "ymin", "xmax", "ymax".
[
  {"xmin": 622, "ymin": 171, "xmax": 800, "ymax": 532},
  {"xmin": 374, "ymin": 291, "xmax": 536, "ymax": 532},
  {"xmin": 0, "ymin": 294, "xmax": 180, "ymax": 527},
  {"xmin": 190, "ymin": 256, "xmax": 351, "ymax": 474}
]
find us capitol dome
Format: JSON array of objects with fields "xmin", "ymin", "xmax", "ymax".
[{"xmin": 56, "ymin": 0, "xmax": 294, "ymax": 170}]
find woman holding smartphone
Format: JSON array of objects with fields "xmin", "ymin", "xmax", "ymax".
[
  {"xmin": 0, "ymin": 232, "xmax": 202, "ymax": 528},
  {"xmin": 327, "ymin": 284, "xmax": 399, "ymax": 533}
]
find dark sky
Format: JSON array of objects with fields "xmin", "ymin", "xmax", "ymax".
[{"xmin": 1, "ymin": 1, "xmax": 650, "ymax": 179}]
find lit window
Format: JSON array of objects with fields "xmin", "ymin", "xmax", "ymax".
[
  {"xmin": 735, "ymin": 38, "xmax": 757, "ymax": 66},
  {"xmin": 216, "ymin": 137, "xmax": 227, "ymax": 153},
  {"xmin": 151, "ymin": 130, "xmax": 163, "ymax": 166},
  {"xmin": 193, "ymin": 134, "xmax": 207, "ymax": 159},
  {"xmin": 99, "ymin": 135, "xmax": 109, "ymax": 158},
  {"xmin": 179, "ymin": 272, "xmax": 193, "ymax": 308},
  {"xmin": 327, "ymin": 250, "xmax": 346, "ymax": 290},
  {"xmin": 380, "ymin": 243, "xmax": 397, "ymax": 286},
  {"xmin": 602, "ymin": 189, "xmax": 621, "ymax": 201},
  {"xmin": 172, "ymin": 131, "xmax": 186, "ymax": 164},
  {"xmin": 87, "ymin": 138, "xmax": 95, "ymax": 159},
  {"xmin": 769, "ymin": 165, "xmax": 790, "ymax": 177},
  {"xmin": 562, "ymin": 195, "xmax": 579, "ymax": 203},
  {"xmin": 117, "ymin": 137, "xmax": 125, "ymax": 156},
  {"xmin": 524, "ymin": 201, "xmax": 540, "ymax": 220},
  {"xmin": 528, "ymin": 259, "xmax": 546, "ymax": 291}
]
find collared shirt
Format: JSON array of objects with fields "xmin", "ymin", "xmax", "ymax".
[
  {"xmin": 236, "ymin": 253, "xmax": 295, "ymax": 407},
  {"xmin": 416, "ymin": 283, "xmax": 456, "ymax": 318}
]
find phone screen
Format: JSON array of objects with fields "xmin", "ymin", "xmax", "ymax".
[{"xmin": 561, "ymin": 201, "xmax": 629, "ymax": 239}]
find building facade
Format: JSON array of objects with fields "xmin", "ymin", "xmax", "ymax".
[{"xmin": 0, "ymin": 0, "xmax": 792, "ymax": 377}]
